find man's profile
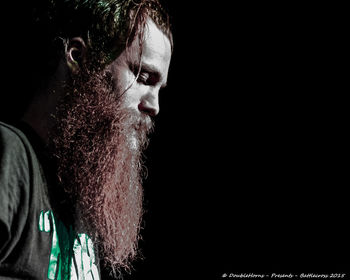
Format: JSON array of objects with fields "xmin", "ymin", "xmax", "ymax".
[{"xmin": 0, "ymin": 0, "xmax": 172, "ymax": 278}]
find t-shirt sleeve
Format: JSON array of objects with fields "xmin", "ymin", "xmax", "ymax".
[{"xmin": 0, "ymin": 124, "xmax": 30, "ymax": 261}]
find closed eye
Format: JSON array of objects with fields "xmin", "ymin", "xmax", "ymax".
[
  {"xmin": 131, "ymin": 61, "xmax": 166, "ymax": 88},
  {"xmin": 137, "ymin": 71, "xmax": 150, "ymax": 84},
  {"xmin": 137, "ymin": 70, "xmax": 160, "ymax": 87}
]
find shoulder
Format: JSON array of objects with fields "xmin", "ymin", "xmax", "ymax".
[
  {"xmin": 0, "ymin": 122, "xmax": 34, "ymax": 261},
  {"xmin": 0, "ymin": 121, "xmax": 32, "ymax": 195},
  {"xmin": 0, "ymin": 121, "xmax": 30, "ymax": 158}
]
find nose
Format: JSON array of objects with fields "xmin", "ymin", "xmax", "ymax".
[{"xmin": 138, "ymin": 90, "xmax": 160, "ymax": 117}]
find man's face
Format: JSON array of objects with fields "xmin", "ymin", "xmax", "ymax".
[
  {"xmin": 107, "ymin": 18, "xmax": 172, "ymax": 148},
  {"xmin": 109, "ymin": 18, "xmax": 171, "ymax": 117},
  {"xmin": 50, "ymin": 18, "xmax": 172, "ymax": 273}
]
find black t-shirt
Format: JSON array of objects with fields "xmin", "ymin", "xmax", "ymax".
[{"xmin": 0, "ymin": 122, "xmax": 100, "ymax": 279}]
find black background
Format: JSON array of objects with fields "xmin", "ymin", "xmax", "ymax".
[
  {"xmin": 1, "ymin": 1, "xmax": 348, "ymax": 279},
  {"xmin": 115, "ymin": 2, "xmax": 348, "ymax": 279}
]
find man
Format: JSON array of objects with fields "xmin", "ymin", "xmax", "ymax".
[{"xmin": 0, "ymin": 0, "xmax": 172, "ymax": 278}]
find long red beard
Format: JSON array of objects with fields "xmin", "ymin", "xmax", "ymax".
[{"xmin": 49, "ymin": 70, "xmax": 153, "ymax": 274}]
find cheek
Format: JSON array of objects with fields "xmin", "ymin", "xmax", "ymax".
[
  {"xmin": 108, "ymin": 61, "xmax": 134, "ymax": 96},
  {"xmin": 115, "ymin": 69, "xmax": 134, "ymax": 93},
  {"xmin": 108, "ymin": 63, "xmax": 143, "ymax": 110},
  {"xmin": 121, "ymin": 87, "xmax": 142, "ymax": 110}
]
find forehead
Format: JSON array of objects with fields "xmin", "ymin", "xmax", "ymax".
[
  {"xmin": 107, "ymin": 17, "xmax": 172, "ymax": 87},
  {"xmin": 141, "ymin": 18, "xmax": 172, "ymax": 65},
  {"xmin": 118, "ymin": 18, "xmax": 172, "ymax": 76}
]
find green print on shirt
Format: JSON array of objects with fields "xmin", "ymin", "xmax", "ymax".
[{"xmin": 38, "ymin": 210, "xmax": 100, "ymax": 280}]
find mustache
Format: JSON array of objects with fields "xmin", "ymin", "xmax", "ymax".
[
  {"xmin": 135, "ymin": 114, "xmax": 154, "ymax": 135},
  {"xmin": 122, "ymin": 107, "xmax": 155, "ymax": 135}
]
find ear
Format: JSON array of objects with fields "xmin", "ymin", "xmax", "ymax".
[{"xmin": 65, "ymin": 37, "xmax": 87, "ymax": 73}]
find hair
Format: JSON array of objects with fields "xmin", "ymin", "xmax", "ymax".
[{"xmin": 29, "ymin": 0, "xmax": 172, "ymax": 93}]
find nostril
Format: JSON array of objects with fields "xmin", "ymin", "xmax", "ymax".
[{"xmin": 138, "ymin": 101, "xmax": 159, "ymax": 117}]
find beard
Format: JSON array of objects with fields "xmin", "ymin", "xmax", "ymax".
[{"xmin": 48, "ymin": 69, "xmax": 154, "ymax": 274}]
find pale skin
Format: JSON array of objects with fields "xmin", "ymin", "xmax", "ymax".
[{"xmin": 23, "ymin": 18, "xmax": 172, "ymax": 143}]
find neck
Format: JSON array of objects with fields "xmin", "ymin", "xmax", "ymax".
[
  {"xmin": 22, "ymin": 93, "xmax": 52, "ymax": 144},
  {"xmin": 22, "ymin": 61, "xmax": 68, "ymax": 144}
]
